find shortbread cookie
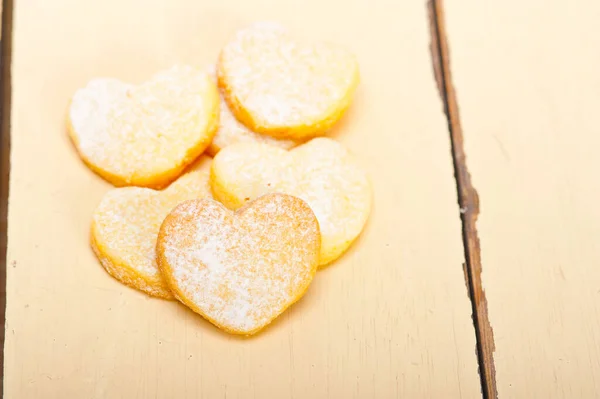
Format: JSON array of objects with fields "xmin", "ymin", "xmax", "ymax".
[
  {"xmin": 157, "ymin": 193, "xmax": 320, "ymax": 335},
  {"xmin": 68, "ymin": 65, "xmax": 219, "ymax": 188},
  {"xmin": 217, "ymin": 22, "xmax": 359, "ymax": 140},
  {"xmin": 207, "ymin": 70, "xmax": 297, "ymax": 156},
  {"xmin": 211, "ymin": 138, "xmax": 371, "ymax": 266},
  {"xmin": 91, "ymin": 156, "xmax": 213, "ymax": 299}
]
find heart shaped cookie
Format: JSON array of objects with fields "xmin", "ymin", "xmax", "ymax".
[
  {"xmin": 211, "ymin": 138, "xmax": 371, "ymax": 266},
  {"xmin": 206, "ymin": 68, "xmax": 298, "ymax": 156},
  {"xmin": 157, "ymin": 193, "xmax": 320, "ymax": 335},
  {"xmin": 91, "ymin": 156, "xmax": 213, "ymax": 299},
  {"xmin": 68, "ymin": 65, "xmax": 219, "ymax": 188},
  {"xmin": 217, "ymin": 22, "xmax": 359, "ymax": 140}
]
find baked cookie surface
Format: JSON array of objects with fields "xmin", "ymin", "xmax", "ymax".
[
  {"xmin": 157, "ymin": 193, "xmax": 320, "ymax": 335},
  {"xmin": 217, "ymin": 23, "xmax": 359, "ymax": 140},
  {"xmin": 211, "ymin": 138, "xmax": 371, "ymax": 266},
  {"xmin": 68, "ymin": 65, "xmax": 219, "ymax": 188},
  {"xmin": 207, "ymin": 71, "xmax": 297, "ymax": 155},
  {"xmin": 91, "ymin": 156, "xmax": 213, "ymax": 299}
]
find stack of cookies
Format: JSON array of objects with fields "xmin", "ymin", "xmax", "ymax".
[{"xmin": 68, "ymin": 22, "xmax": 372, "ymax": 336}]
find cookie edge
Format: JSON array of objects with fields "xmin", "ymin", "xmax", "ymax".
[
  {"xmin": 66, "ymin": 75, "xmax": 221, "ymax": 189},
  {"xmin": 156, "ymin": 195, "xmax": 320, "ymax": 336},
  {"xmin": 90, "ymin": 219, "xmax": 174, "ymax": 300},
  {"xmin": 216, "ymin": 48, "xmax": 360, "ymax": 140}
]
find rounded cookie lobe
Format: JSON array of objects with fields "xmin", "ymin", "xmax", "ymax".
[
  {"xmin": 206, "ymin": 69, "xmax": 298, "ymax": 156},
  {"xmin": 217, "ymin": 22, "xmax": 359, "ymax": 140},
  {"xmin": 211, "ymin": 138, "xmax": 372, "ymax": 266},
  {"xmin": 90, "ymin": 156, "xmax": 213, "ymax": 299},
  {"xmin": 157, "ymin": 193, "xmax": 321, "ymax": 335},
  {"xmin": 68, "ymin": 65, "xmax": 219, "ymax": 188}
]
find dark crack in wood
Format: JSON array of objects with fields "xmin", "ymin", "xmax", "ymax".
[
  {"xmin": 427, "ymin": 0, "xmax": 498, "ymax": 398},
  {"xmin": 0, "ymin": 0, "xmax": 13, "ymax": 396}
]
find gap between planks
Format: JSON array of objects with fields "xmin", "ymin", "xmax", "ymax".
[
  {"xmin": 0, "ymin": 0, "xmax": 13, "ymax": 397},
  {"xmin": 427, "ymin": 0, "xmax": 498, "ymax": 398}
]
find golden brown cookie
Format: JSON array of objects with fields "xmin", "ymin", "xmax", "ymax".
[
  {"xmin": 68, "ymin": 65, "xmax": 219, "ymax": 188},
  {"xmin": 157, "ymin": 193, "xmax": 320, "ymax": 335},
  {"xmin": 217, "ymin": 22, "xmax": 359, "ymax": 140},
  {"xmin": 207, "ymin": 69, "xmax": 297, "ymax": 156},
  {"xmin": 91, "ymin": 156, "xmax": 213, "ymax": 299},
  {"xmin": 211, "ymin": 138, "xmax": 371, "ymax": 266}
]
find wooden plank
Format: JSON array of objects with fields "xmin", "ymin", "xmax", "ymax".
[
  {"xmin": 0, "ymin": 1, "xmax": 12, "ymax": 397},
  {"xmin": 443, "ymin": 0, "xmax": 600, "ymax": 397},
  {"xmin": 4, "ymin": 0, "xmax": 480, "ymax": 397}
]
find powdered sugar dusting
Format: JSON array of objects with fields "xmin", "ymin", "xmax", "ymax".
[
  {"xmin": 212, "ymin": 138, "xmax": 372, "ymax": 265},
  {"xmin": 210, "ymin": 82, "xmax": 297, "ymax": 154},
  {"xmin": 69, "ymin": 65, "xmax": 218, "ymax": 186},
  {"xmin": 218, "ymin": 23, "xmax": 359, "ymax": 132},
  {"xmin": 159, "ymin": 194, "xmax": 320, "ymax": 334},
  {"xmin": 91, "ymin": 156, "xmax": 213, "ymax": 298}
]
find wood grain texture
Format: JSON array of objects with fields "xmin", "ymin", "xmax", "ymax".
[
  {"xmin": 4, "ymin": 1, "xmax": 480, "ymax": 397},
  {"xmin": 444, "ymin": 0, "xmax": 600, "ymax": 397}
]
